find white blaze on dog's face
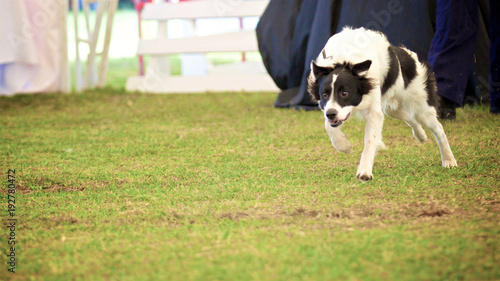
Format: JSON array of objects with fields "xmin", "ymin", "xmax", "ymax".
[{"xmin": 308, "ymin": 60, "xmax": 373, "ymax": 127}]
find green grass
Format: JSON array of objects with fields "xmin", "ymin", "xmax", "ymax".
[{"xmin": 1, "ymin": 87, "xmax": 499, "ymax": 281}]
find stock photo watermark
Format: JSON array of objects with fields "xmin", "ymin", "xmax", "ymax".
[
  {"xmin": 212, "ymin": 0, "xmax": 245, "ymax": 17},
  {"xmin": 6, "ymin": 169, "xmax": 17, "ymax": 274},
  {"xmin": 323, "ymin": 0, "xmax": 404, "ymax": 59},
  {"xmin": 7, "ymin": 0, "xmax": 66, "ymax": 54}
]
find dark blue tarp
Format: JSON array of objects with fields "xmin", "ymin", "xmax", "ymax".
[{"xmin": 257, "ymin": 0, "xmax": 490, "ymax": 109}]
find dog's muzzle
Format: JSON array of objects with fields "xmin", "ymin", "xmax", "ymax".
[{"xmin": 326, "ymin": 109, "xmax": 350, "ymax": 127}]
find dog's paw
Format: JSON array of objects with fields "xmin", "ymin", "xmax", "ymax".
[
  {"xmin": 338, "ymin": 145, "xmax": 353, "ymax": 154},
  {"xmin": 442, "ymin": 158, "xmax": 458, "ymax": 168},
  {"xmin": 335, "ymin": 140, "xmax": 353, "ymax": 154},
  {"xmin": 356, "ymin": 164, "xmax": 373, "ymax": 182},
  {"xmin": 356, "ymin": 173, "xmax": 373, "ymax": 182}
]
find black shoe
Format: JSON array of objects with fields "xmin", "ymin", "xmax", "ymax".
[
  {"xmin": 439, "ymin": 107, "xmax": 457, "ymax": 120},
  {"xmin": 438, "ymin": 97, "xmax": 458, "ymax": 120},
  {"xmin": 491, "ymin": 104, "xmax": 500, "ymax": 114}
]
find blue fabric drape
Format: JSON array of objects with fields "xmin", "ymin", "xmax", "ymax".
[{"xmin": 257, "ymin": 0, "xmax": 491, "ymax": 110}]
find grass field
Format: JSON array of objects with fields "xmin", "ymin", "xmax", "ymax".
[{"xmin": 1, "ymin": 82, "xmax": 500, "ymax": 280}]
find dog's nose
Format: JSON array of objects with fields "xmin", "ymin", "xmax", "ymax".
[{"xmin": 326, "ymin": 109, "xmax": 338, "ymax": 120}]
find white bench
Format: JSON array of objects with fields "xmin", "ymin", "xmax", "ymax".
[{"xmin": 125, "ymin": 0, "xmax": 279, "ymax": 93}]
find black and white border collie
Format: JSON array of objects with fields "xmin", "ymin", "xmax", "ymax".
[{"xmin": 307, "ymin": 27, "xmax": 457, "ymax": 182}]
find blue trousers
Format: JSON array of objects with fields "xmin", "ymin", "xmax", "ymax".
[
  {"xmin": 490, "ymin": 0, "xmax": 500, "ymax": 113},
  {"xmin": 428, "ymin": 0, "xmax": 499, "ymax": 112}
]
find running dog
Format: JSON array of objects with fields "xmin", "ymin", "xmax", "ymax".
[{"xmin": 307, "ymin": 27, "xmax": 457, "ymax": 182}]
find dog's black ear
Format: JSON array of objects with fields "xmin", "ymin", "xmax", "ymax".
[
  {"xmin": 352, "ymin": 60, "xmax": 372, "ymax": 76},
  {"xmin": 307, "ymin": 60, "xmax": 331, "ymax": 102},
  {"xmin": 311, "ymin": 60, "xmax": 333, "ymax": 79}
]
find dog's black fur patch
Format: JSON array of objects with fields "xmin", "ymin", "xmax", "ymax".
[
  {"xmin": 317, "ymin": 73, "xmax": 334, "ymax": 110},
  {"xmin": 382, "ymin": 46, "xmax": 400, "ymax": 94},
  {"xmin": 330, "ymin": 66, "xmax": 364, "ymax": 107},
  {"xmin": 308, "ymin": 61, "xmax": 334, "ymax": 102},
  {"xmin": 422, "ymin": 61, "xmax": 440, "ymax": 108},
  {"xmin": 392, "ymin": 46, "xmax": 417, "ymax": 88}
]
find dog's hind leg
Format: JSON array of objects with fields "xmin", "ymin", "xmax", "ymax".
[
  {"xmin": 386, "ymin": 107, "xmax": 427, "ymax": 142},
  {"xmin": 406, "ymin": 120, "xmax": 427, "ymax": 143},
  {"xmin": 324, "ymin": 120, "xmax": 353, "ymax": 154},
  {"xmin": 416, "ymin": 108, "xmax": 458, "ymax": 167}
]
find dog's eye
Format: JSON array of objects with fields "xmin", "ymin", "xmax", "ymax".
[
  {"xmin": 340, "ymin": 91, "xmax": 349, "ymax": 97},
  {"xmin": 321, "ymin": 92, "xmax": 329, "ymax": 99}
]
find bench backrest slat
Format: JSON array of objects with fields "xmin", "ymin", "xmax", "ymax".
[
  {"xmin": 138, "ymin": 30, "xmax": 258, "ymax": 55},
  {"xmin": 142, "ymin": 0, "xmax": 269, "ymax": 20}
]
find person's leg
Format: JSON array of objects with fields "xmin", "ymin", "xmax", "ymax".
[
  {"xmin": 428, "ymin": 0, "xmax": 479, "ymax": 118},
  {"xmin": 490, "ymin": 0, "xmax": 500, "ymax": 114}
]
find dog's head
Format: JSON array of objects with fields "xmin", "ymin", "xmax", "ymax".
[{"xmin": 307, "ymin": 60, "xmax": 374, "ymax": 127}]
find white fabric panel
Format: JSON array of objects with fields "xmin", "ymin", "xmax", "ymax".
[{"xmin": 0, "ymin": 0, "xmax": 65, "ymax": 95}]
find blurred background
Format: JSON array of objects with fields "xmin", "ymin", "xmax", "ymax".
[{"xmin": 0, "ymin": 0, "xmax": 266, "ymax": 94}]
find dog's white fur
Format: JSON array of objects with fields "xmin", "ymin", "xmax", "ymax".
[{"xmin": 309, "ymin": 27, "xmax": 457, "ymax": 182}]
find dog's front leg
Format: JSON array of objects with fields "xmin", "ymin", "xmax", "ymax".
[
  {"xmin": 324, "ymin": 120, "xmax": 353, "ymax": 154},
  {"xmin": 356, "ymin": 108, "xmax": 384, "ymax": 182}
]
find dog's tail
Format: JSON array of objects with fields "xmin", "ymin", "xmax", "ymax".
[{"xmin": 422, "ymin": 61, "xmax": 440, "ymax": 110}]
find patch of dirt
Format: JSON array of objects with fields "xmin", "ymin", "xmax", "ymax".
[
  {"xmin": 172, "ymin": 211, "xmax": 185, "ymax": 220},
  {"xmin": 28, "ymin": 215, "xmax": 81, "ymax": 228},
  {"xmin": 292, "ymin": 208, "xmax": 319, "ymax": 218},
  {"xmin": 417, "ymin": 209, "xmax": 451, "ymax": 217},
  {"xmin": 4, "ymin": 179, "xmax": 107, "ymax": 194},
  {"xmin": 194, "ymin": 201, "xmax": 464, "ymax": 229},
  {"xmin": 485, "ymin": 200, "xmax": 500, "ymax": 212},
  {"xmin": 477, "ymin": 191, "xmax": 500, "ymax": 213},
  {"xmin": 220, "ymin": 212, "xmax": 250, "ymax": 221},
  {"xmin": 18, "ymin": 183, "xmax": 85, "ymax": 194}
]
